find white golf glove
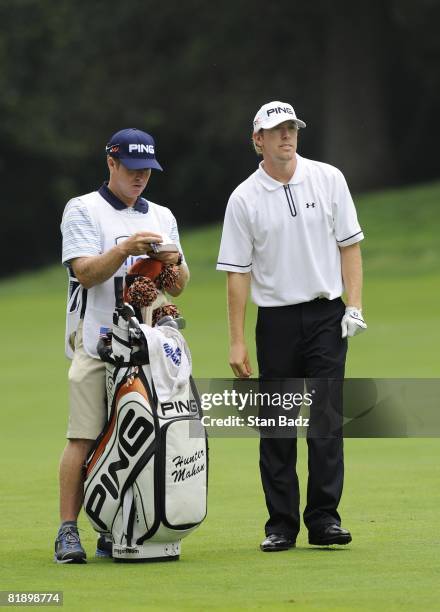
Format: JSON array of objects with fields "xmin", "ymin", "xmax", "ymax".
[{"xmin": 341, "ymin": 307, "xmax": 367, "ymax": 338}]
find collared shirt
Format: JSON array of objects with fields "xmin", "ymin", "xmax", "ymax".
[
  {"xmin": 98, "ymin": 182, "xmax": 149, "ymax": 214},
  {"xmin": 61, "ymin": 184, "xmax": 181, "ymax": 266},
  {"xmin": 216, "ymin": 154, "xmax": 364, "ymax": 307}
]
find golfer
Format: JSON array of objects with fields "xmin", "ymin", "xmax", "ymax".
[
  {"xmin": 217, "ymin": 101, "xmax": 367, "ymax": 552},
  {"xmin": 56, "ymin": 128, "xmax": 189, "ymax": 563}
]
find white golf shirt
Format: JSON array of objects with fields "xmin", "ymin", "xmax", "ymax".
[{"xmin": 217, "ymin": 154, "xmax": 364, "ymax": 306}]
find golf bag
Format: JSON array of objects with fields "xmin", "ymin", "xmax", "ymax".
[{"xmin": 83, "ymin": 280, "xmax": 208, "ymax": 562}]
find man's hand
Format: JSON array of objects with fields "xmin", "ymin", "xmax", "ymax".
[
  {"xmin": 341, "ymin": 307, "xmax": 367, "ymax": 338},
  {"xmin": 71, "ymin": 232, "xmax": 166, "ymax": 290},
  {"xmin": 119, "ymin": 232, "xmax": 164, "ymax": 257},
  {"xmin": 229, "ymin": 341, "xmax": 253, "ymax": 378}
]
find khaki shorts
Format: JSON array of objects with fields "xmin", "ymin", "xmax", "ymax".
[{"xmin": 67, "ymin": 321, "xmax": 107, "ymax": 440}]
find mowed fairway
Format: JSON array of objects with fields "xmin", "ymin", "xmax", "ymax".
[{"xmin": 0, "ymin": 182, "xmax": 439, "ymax": 611}]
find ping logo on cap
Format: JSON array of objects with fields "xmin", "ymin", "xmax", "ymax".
[
  {"xmin": 253, "ymin": 101, "xmax": 306, "ymax": 132},
  {"xmin": 128, "ymin": 144, "xmax": 155, "ymax": 154},
  {"xmin": 267, "ymin": 106, "xmax": 294, "ymax": 117},
  {"xmin": 106, "ymin": 128, "xmax": 163, "ymax": 171}
]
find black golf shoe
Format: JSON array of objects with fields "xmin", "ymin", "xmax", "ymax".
[
  {"xmin": 308, "ymin": 524, "xmax": 352, "ymax": 546},
  {"xmin": 260, "ymin": 533, "xmax": 296, "ymax": 552}
]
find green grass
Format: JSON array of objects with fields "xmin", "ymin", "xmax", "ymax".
[{"xmin": 0, "ymin": 181, "xmax": 439, "ymax": 611}]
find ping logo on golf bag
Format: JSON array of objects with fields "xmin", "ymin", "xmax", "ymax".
[
  {"xmin": 85, "ymin": 408, "xmax": 154, "ymax": 530},
  {"xmin": 160, "ymin": 399, "xmax": 198, "ymax": 417}
]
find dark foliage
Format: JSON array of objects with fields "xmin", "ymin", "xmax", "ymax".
[{"xmin": 0, "ymin": 0, "xmax": 438, "ymax": 276}]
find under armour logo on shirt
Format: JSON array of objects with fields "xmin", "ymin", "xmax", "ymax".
[{"xmin": 306, "ymin": 202, "xmax": 316, "ymax": 208}]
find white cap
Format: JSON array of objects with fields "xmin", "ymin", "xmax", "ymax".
[{"xmin": 253, "ymin": 101, "xmax": 306, "ymax": 132}]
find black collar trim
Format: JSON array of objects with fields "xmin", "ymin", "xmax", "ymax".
[{"xmin": 98, "ymin": 182, "xmax": 149, "ymax": 214}]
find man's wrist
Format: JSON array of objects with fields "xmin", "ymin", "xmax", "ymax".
[
  {"xmin": 115, "ymin": 242, "xmax": 130, "ymax": 259},
  {"xmin": 230, "ymin": 338, "xmax": 246, "ymax": 346}
]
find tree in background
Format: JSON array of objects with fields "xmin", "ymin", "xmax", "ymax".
[{"xmin": 0, "ymin": 0, "xmax": 439, "ymax": 276}]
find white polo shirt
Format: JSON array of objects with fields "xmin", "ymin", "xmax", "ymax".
[{"xmin": 216, "ymin": 154, "xmax": 364, "ymax": 307}]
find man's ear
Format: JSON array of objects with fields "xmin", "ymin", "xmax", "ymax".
[
  {"xmin": 107, "ymin": 155, "xmax": 118, "ymax": 172},
  {"xmin": 254, "ymin": 131, "xmax": 262, "ymax": 147},
  {"xmin": 253, "ymin": 130, "xmax": 264, "ymax": 154}
]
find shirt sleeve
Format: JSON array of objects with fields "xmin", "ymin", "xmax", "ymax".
[
  {"xmin": 216, "ymin": 193, "xmax": 253, "ymax": 273},
  {"xmin": 61, "ymin": 198, "xmax": 101, "ymax": 266},
  {"xmin": 332, "ymin": 170, "xmax": 364, "ymax": 247}
]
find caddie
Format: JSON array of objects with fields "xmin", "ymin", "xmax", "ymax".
[
  {"xmin": 55, "ymin": 128, "xmax": 189, "ymax": 563},
  {"xmin": 217, "ymin": 101, "xmax": 367, "ymax": 552}
]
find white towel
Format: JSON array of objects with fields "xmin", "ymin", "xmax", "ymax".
[{"xmin": 139, "ymin": 324, "xmax": 192, "ymax": 403}]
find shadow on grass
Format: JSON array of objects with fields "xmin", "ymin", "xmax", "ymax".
[{"xmin": 296, "ymin": 546, "xmax": 351, "ymax": 553}]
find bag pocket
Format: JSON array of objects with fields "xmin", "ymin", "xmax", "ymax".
[{"xmin": 160, "ymin": 419, "xmax": 208, "ymax": 530}]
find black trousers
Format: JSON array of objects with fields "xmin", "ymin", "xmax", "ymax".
[{"xmin": 256, "ymin": 297, "xmax": 347, "ymax": 538}]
